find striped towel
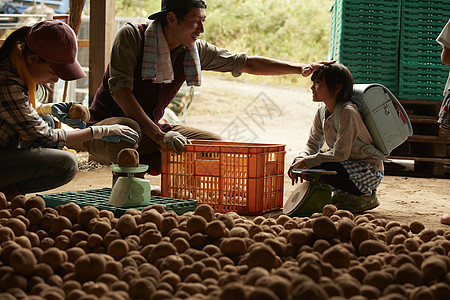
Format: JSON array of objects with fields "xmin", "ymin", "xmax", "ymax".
[{"xmin": 142, "ymin": 21, "xmax": 201, "ymax": 86}]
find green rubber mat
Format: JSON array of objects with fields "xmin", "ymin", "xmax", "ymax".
[{"xmin": 38, "ymin": 188, "xmax": 197, "ymax": 217}]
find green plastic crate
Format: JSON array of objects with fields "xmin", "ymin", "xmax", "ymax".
[
  {"xmin": 398, "ymin": 2, "xmax": 448, "ymax": 100},
  {"xmin": 329, "ymin": 0, "xmax": 401, "ymax": 97},
  {"xmin": 38, "ymin": 188, "xmax": 198, "ymax": 216}
]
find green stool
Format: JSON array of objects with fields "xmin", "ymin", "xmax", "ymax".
[{"xmin": 283, "ymin": 169, "xmax": 337, "ymax": 217}]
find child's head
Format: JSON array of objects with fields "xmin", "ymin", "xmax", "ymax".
[{"xmin": 311, "ymin": 63, "xmax": 354, "ymax": 103}]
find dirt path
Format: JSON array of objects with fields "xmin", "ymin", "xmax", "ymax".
[{"xmin": 42, "ymin": 73, "xmax": 450, "ymax": 229}]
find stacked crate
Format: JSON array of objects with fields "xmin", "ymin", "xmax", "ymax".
[
  {"xmin": 328, "ymin": 0, "xmax": 401, "ymax": 95},
  {"xmin": 329, "ymin": 0, "xmax": 449, "ymax": 177},
  {"xmin": 399, "ymin": 0, "xmax": 448, "ymax": 100}
]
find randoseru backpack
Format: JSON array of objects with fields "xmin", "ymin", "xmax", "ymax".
[{"xmin": 320, "ymin": 83, "xmax": 413, "ymax": 161}]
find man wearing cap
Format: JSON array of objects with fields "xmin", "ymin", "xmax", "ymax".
[
  {"xmin": 0, "ymin": 20, "xmax": 139, "ymax": 199},
  {"xmin": 86, "ymin": 0, "xmax": 332, "ymax": 176}
]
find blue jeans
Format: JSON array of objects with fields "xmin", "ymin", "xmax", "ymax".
[{"xmin": 0, "ymin": 147, "xmax": 78, "ymax": 194}]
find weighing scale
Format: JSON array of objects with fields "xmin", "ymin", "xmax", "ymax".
[
  {"xmin": 109, "ymin": 164, "xmax": 151, "ymax": 207},
  {"xmin": 283, "ymin": 169, "xmax": 337, "ymax": 217}
]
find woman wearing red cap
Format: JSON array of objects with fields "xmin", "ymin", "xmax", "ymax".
[{"xmin": 0, "ymin": 20, "xmax": 139, "ymax": 200}]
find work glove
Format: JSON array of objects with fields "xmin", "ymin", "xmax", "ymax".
[
  {"xmin": 163, "ymin": 131, "xmax": 190, "ymax": 154},
  {"xmin": 90, "ymin": 125, "xmax": 139, "ymax": 144},
  {"xmin": 37, "ymin": 102, "xmax": 86, "ymax": 129}
]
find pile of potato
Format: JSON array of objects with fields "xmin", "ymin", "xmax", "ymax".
[{"xmin": 0, "ymin": 192, "xmax": 449, "ymax": 300}]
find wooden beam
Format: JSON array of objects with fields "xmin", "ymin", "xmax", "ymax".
[
  {"xmin": 389, "ymin": 156, "xmax": 450, "ymax": 164},
  {"xmin": 89, "ymin": 0, "xmax": 115, "ymax": 102}
]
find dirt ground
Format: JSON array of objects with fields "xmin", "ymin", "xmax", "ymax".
[{"xmin": 41, "ymin": 73, "xmax": 450, "ymax": 230}]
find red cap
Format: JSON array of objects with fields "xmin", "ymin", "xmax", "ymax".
[{"xmin": 25, "ymin": 20, "xmax": 86, "ymax": 81}]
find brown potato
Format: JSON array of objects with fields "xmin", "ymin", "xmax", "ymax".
[
  {"xmin": 9, "ymin": 248, "xmax": 36, "ymax": 275},
  {"xmin": 313, "ymin": 216, "xmax": 338, "ymax": 240},
  {"xmin": 322, "ymin": 245, "xmax": 351, "ymax": 268},
  {"xmin": 74, "ymin": 253, "xmax": 106, "ymax": 280},
  {"xmin": 24, "ymin": 196, "xmax": 46, "ymax": 211},
  {"xmin": 68, "ymin": 103, "xmax": 90, "ymax": 123},
  {"xmin": 359, "ymin": 240, "xmax": 389, "ymax": 256},
  {"xmin": 193, "ymin": 204, "xmax": 215, "ymax": 222},
  {"xmin": 107, "ymin": 239, "xmax": 129, "ymax": 260},
  {"xmin": 115, "ymin": 214, "xmax": 137, "ymax": 236},
  {"xmin": 246, "ymin": 244, "xmax": 277, "ymax": 271},
  {"xmin": 117, "ymin": 148, "xmax": 139, "ymax": 168},
  {"xmin": 186, "ymin": 215, "xmax": 207, "ymax": 235}
]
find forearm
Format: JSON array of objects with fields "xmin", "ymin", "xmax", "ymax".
[
  {"xmin": 65, "ymin": 128, "xmax": 93, "ymax": 146},
  {"xmin": 442, "ymin": 46, "xmax": 450, "ymax": 65},
  {"xmin": 242, "ymin": 56, "xmax": 305, "ymax": 75},
  {"xmin": 113, "ymin": 88, "xmax": 165, "ymax": 144}
]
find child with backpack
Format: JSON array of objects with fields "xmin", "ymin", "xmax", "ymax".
[{"xmin": 288, "ymin": 63, "xmax": 384, "ymax": 213}]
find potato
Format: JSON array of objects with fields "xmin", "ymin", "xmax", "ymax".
[
  {"xmin": 291, "ymin": 281, "xmax": 328, "ymax": 300},
  {"xmin": 186, "ymin": 215, "xmax": 207, "ymax": 235},
  {"xmin": 68, "ymin": 103, "xmax": 90, "ymax": 123},
  {"xmin": 77, "ymin": 206, "xmax": 99, "ymax": 228},
  {"xmin": 313, "ymin": 216, "xmax": 338, "ymax": 240},
  {"xmin": 160, "ymin": 216, "xmax": 178, "ymax": 236},
  {"xmin": 50, "ymin": 215, "xmax": 72, "ymax": 235},
  {"xmin": 0, "ymin": 192, "xmax": 6, "ymax": 209},
  {"xmin": 9, "ymin": 248, "xmax": 36, "ymax": 276},
  {"xmin": 115, "ymin": 214, "xmax": 137, "ymax": 236},
  {"xmin": 350, "ymin": 226, "xmax": 371, "ymax": 250},
  {"xmin": 322, "ymin": 245, "xmax": 351, "ymax": 268},
  {"xmin": 337, "ymin": 217, "xmax": 356, "ymax": 242},
  {"xmin": 287, "ymin": 229, "xmax": 314, "ymax": 247},
  {"xmin": 148, "ymin": 241, "xmax": 177, "ymax": 263},
  {"xmin": 40, "ymin": 247, "xmax": 67, "ymax": 270},
  {"xmin": 74, "ymin": 253, "xmax": 106, "ymax": 280},
  {"xmin": 385, "ymin": 227, "xmax": 408, "ymax": 245},
  {"xmin": 0, "ymin": 226, "xmax": 15, "ymax": 243},
  {"xmin": 192, "ymin": 204, "xmax": 215, "ymax": 222},
  {"xmin": 421, "ymin": 256, "xmax": 448, "ymax": 283},
  {"xmin": 53, "ymin": 235, "xmax": 70, "ymax": 250},
  {"xmin": 348, "ymin": 265, "xmax": 368, "ymax": 283},
  {"xmin": 205, "ymin": 220, "xmax": 228, "ymax": 239},
  {"xmin": 40, "ymin": 237, "xmax": 56, "ymax": 251},
  {"xmin": 107, "ymin": 239, "xmax": 129, "ymax": 260},
  {"xmin": 141, "ymin": 209, "xmax": 163, "ymax": 228},
  {"xmin": 362, "ymin": 270, "xmax": 393, "ymax": 292},
  {"xmin": 10, "ymin": 195, "xmax": 26, "ymax": 210},
  {"xmin": 220, "ymin": 237, "xmax": 247, "ymax": 257},
  {"xmin": 4, "ymin": 218, "xmax": 26, "ymax": 236},
  {"xmin": 419, "ymin": 229, "xmax": 437, "ymax": 243},
  {"xmin": 60, "ymin": 203, "xmax": 81, "ymax": 223},
  {"xmin": 246, "ymin": 244, "xmax": 276, "ymax": 271},
  {"xmin": 24, "ymin": 196, "xmax": 46, "ymax": 211},
  {"xmin": 129, "ymin": 278, "xmax": 156, "ymax": 299},
  {"xmin": 117, "ymin": 148, "xmax": 139, "ymax": 168},
  {"xmin": 26, "ymin": 207, "xmax": 43, "ymax": 226},
  {"xmin": 359, "ymin": 240, "xmax": 389, "ymax": 256}
]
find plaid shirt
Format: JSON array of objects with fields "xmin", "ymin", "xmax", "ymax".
[{"xmin": 0, "ymin": 57, "xmax": 66, "ymax": 149}]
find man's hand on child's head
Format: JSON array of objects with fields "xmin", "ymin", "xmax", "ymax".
[{"xmin": 302, "ymin": 60, "xmax": 336, "ymax": 77}]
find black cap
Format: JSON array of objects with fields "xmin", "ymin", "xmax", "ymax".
[{"xmin": 148, "ymin": 0, "xmax": 207, "ymax": 20}]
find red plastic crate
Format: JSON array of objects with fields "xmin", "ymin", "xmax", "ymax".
[{"xmin": 161, "ymin": 140, "xmax": 285, "ymax": 215}]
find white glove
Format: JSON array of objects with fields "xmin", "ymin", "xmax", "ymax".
[
  {"xmin": 90, "ymin": 125, "xmax": 139, "ymax": 144},
  {"xmin": 36, "ymin": 103, "xmax": 53, "ymax": 115},
  {"xmin": 163, "ymin": 131, "xmax": 190, "ymax": 154}
]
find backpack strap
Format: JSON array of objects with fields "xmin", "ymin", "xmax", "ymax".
[{"xmin": 333, "ymin": 101, "xmax": 390, "ymax": 162}]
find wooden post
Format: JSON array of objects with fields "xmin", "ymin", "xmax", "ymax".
[{"xmin": 88, "ymin": 0, "xmax": 115, "ymax": 103}]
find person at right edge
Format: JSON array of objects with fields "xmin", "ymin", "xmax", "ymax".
[{"xmin": 436, "ymin": 19, "xmax": 450, "ymax": 225}]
